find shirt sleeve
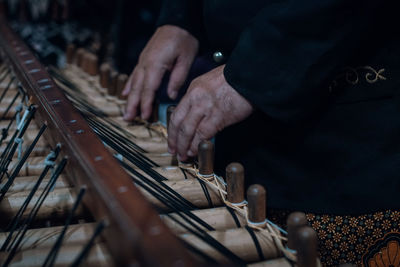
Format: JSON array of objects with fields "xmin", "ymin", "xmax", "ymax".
[
  {"xmin": 224, "ymin": 0, "xmax": 386, "ymax": 124},
  {"xmin": 156, "ymin": 0, "xmax": 204, "ymax": 40}
]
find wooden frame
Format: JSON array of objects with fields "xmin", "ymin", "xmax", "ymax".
[{"xmin": 0, "ymin": 18, "xmax": 198, "ymax": 266}]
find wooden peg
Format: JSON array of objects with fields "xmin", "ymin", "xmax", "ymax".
[
  {"xmin": 167, "ymin": 105, "xmax": 176, "ymax": 130},
  {"xmin": 66, "ymin": 44, "xmax": 75, "ymax": 64},
  {"xmin": 247, "ymin": 184, "xmax": 266, "ymax": 224},
  {"xmin": 149, "ymin": 101, "xmax": 159, "ymax": 123},
  {"xmin": 287, "ymin": 212, "xmax": 308, "ymax": 250},
  {"xmin": 75, "ymin": 48, "xmax": 85, "ymax": 67},
  {"xmin": 99, "ymin": 63, "xmax": 111, "ymax": 89},
  {"xmin": 198, "ymin": 140, "xmax": 214, "ymax": 176},
  {"xmin": 108, "ymin": 71, "xmax": 118, "ymax": 96},
  {"xmin": 295, "ymin": 226, "xmax": 318, "ymax": 267},
  {"xmin": 82, "ymin": 52, "xmax": 92, "ymax": 74},
  {"xmin": 87, "ymin": 54, "xmax": 98, "ymax": 76},
  {"xmin": 226, "ymin": 163, "xmax": 245, "ymax": 204},
  {"xmin": 117, "ymin": 74, "xmax": 128, "ymax": 99}
]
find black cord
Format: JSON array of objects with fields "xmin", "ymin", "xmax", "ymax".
[
  {"xmin": 0, "ymin": 76, "xmax": 15, "ymax": 104},
  {"xmin": 226, "ymin": 206, "xmax": 242, "ymax": 228},
  {"xmin": 0, "ymin": 106, "xmax": 36, "ymax": 182},
  {"xmin": 245, "ymin": 226, "xmax": 265, "ymax": 262},
  {"xmin": 197, "ymin": 178, "xmax": 214, "ymax": 208},
  {"xmin": 2, "ymin": 159, "xmax": 67, "ymax": 265},
  {"xmin": 0, "ymin": 124, "xmax": 47, "ymax": 202},
  {"xmin": 69, "ymin": 221, "xmax": 106, "ymax": 267},
  {"xmin": 43, "ymin": 187, "xmax": 86, "ymax": 267},
  {"xmin": 0, "ymin": 90, "xmax": 20, "ymax": 120}
]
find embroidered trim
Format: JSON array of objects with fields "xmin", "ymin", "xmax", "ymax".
[{"xmin": 329, "ymin": 66, "xmax": 387, "ymax": 92}]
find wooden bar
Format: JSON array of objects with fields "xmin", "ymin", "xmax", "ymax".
[{"xmin": 0, "ymin": 18, "xmax": 198, "ymax": 266}]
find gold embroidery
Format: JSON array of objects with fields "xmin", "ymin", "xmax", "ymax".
[
  {"xmin": 329, "ymin": 66, "xmax": 387, "ymax": 92},
  {"xmin": 344, "ymin": 66, "xmax": 386, "ymax": 85}
]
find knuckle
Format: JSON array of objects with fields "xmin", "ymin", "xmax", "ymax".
[
  {"xmin": 178, "ymin": 124, "xmax": 190, "ymax": 137},
  {"xmin": 191, "ymin": 76, "xmax": 202, "ymax": 86},
  {"xmin": 169, "ymin": 114, "xmax": 180, "ymax": 129},
  {"xmin": 196, "ymin": 127, "xmax": 208, "ymax": 140},
  {"xmin": 197, "ymin": 123, "xmax": 216, "ymax": 140}
]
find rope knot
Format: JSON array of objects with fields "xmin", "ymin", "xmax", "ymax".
[
  {"xmin": 14, "ymin": 137, "xmax": 23, "ymax": 144},
  {"xmin": 44, "ymin": 151, "xmax": 56, "ymax": 167}
]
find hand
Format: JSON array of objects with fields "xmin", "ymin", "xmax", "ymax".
[
  {"xmin": 168, "ymin": 65, "xmax": 254, "ymax": 161},
  {"xmin": 123, "ymin": 25, "xmax": 199, "ymax": 120}
]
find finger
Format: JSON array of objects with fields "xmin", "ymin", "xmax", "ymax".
[
  {"xmin": 122, "ymin": 68, "xmax": 136, "ymax": 96},
  {"xmin": 168, "ymin": 95, "xmax": 191, "ymax": 154},
  {"xmin": 176, "ymin": 106, "xmax": 205, "ymax": 161},
  {"xmin": 167, "ymin": 56, "xmax": 193, "ymax": 100},
  {"xmin": 123, "ymin": 69, "xmax": 144, "ymax": 121},
  {"xmin": 140, "ymin": 66, "xmax": 166, "ymax": 120},
  {"xmin": 187, "ymin": 115, "xmax": 220, "ymax": 157}
]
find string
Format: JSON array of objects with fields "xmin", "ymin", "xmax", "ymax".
[
  {"xmin": 1, "ymin": 146, "xmax": 60, "ymax": 251},
  {"xmin": 42, "ymin": 187, "xmax": 86, "ymax": 267},
  {"xmin": 50, "ymin": 65, "xmax": 294, "ymax": 263},
  {"xmin": 178, "ymin": 163, "xmax": 297, "ymax": 261},
  {"xmin": 0, "ymin": 106, "xmax": 36, "ymax": 183},
  {"xmin": 70, "ymin": 221, "xmax": 106, "ymax": 267},
  {"xmin": 0, "ymin": 124, "xmax": 47, "ymax": 202},
  {"xmin": 2, "ymin": 159, "xmax": 67, "ymax": 265}
]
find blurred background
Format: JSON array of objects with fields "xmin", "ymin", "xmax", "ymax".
[{"xmin": 0, "ymin": 0, "xmax": 162, "ymax": 73}]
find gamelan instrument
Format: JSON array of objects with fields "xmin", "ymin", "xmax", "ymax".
[{"xmin": 0, "ymin": 18, "xmax": 321, "ymax": 266}]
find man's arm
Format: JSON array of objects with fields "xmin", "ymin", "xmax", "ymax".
[
  {"xmin": 123, "ymin": 1, "xmax": 203, "ymax": 121},
  {"xmin": 224, "ymin": 0, "xmax": 385, "ymax": 124},
  {"xmin": 157, "ymin": 0, "xmax": 204, "ymax": 43},
  {"xmin": 168, "ymin": 0, "xmax": 388, "ymax": 159}
]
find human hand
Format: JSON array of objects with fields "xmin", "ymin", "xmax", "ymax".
[
  {"xmin": 123, "ymin": 25, "xmax": 199, "ymax": 120},
  {"xmin": 168, "ymin": 65, "xmax": 254, "ymax": 161}
]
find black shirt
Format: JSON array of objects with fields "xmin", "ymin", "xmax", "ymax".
[{"xmin": 158, "ymin": 0, "xmax": 400, "ymax": 214}]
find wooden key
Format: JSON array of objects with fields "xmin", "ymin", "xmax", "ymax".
[
  {"xmin": 108, "ymin": 71, "xmax": 118, "ymax": 96},
  {"xmin": 99, "ymin": 63, "xmax": 111, "ymax": 89},
  {"xmin": 247, "ymin": 184, "xmax": 266, "ymax": 224},
  {"xmin": 295, "ymin": 226, "xmax": 318, "ymax": 267},
  {"xmin": 75, "ymin": 48, "xmax": 85, "ymax": 68},
  {"xmin": 198, "ymin": 140, "xmax": 214, "ymax": 176},
  {"xmin": 226, "ymin": 163, "xmax": 245, "ymax": 204},
  {"xmin": 66, "ymin": 44, "xmax": 76, "ymax": 64},
  {"xmin": 88, "ymin": 54, "xmax": 99, "ymax": 76},
  {"xmin": 82, "ymin": 52, "xmax": 91, "ymax": 74},
  {"xmin": 287, "ymin": 212, "xmax": 308, "ymax": 250},
  {"xmin": 117, "ymin": 74, "xmax": 128, "ymax": 100}
]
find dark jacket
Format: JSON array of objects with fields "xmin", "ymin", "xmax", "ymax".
[{"xmin": 158, "ymin": 0, "xmax": 400, "ymax": 214}]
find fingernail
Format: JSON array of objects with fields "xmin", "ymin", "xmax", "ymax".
[
  {"xmin": 168, "ymin": 147, "xmax": 176, "ymax": 154},
  {"xmin": 169, "ymin": 92, "xmax": 177, "ymax": 100},
  {"xmin": 187, "ymin": 150, "xmax": 194, "ymax": 157}
]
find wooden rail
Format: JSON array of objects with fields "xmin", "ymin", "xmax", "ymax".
[{"xmin": 0, "ymin": 18, "xmax": 198, "ymax": 266}]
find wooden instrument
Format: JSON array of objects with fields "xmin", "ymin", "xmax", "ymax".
[{"xmin": 0, "ymin": 18, "xmax": 321, "ymax": 266}]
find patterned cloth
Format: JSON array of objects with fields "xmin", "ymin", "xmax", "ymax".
[{"xmin": 269, "ymin": 210, "xmax": 400, "ymax": 266}]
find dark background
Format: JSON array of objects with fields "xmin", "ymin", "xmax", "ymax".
[{"xmin": 0, "ymin": 0, "xmax": 163, "ymax": 73}]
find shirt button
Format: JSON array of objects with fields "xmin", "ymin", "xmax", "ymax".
[{"xmin": 213, "ymin": 51, "xmax": 225, "ymax": 63}]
